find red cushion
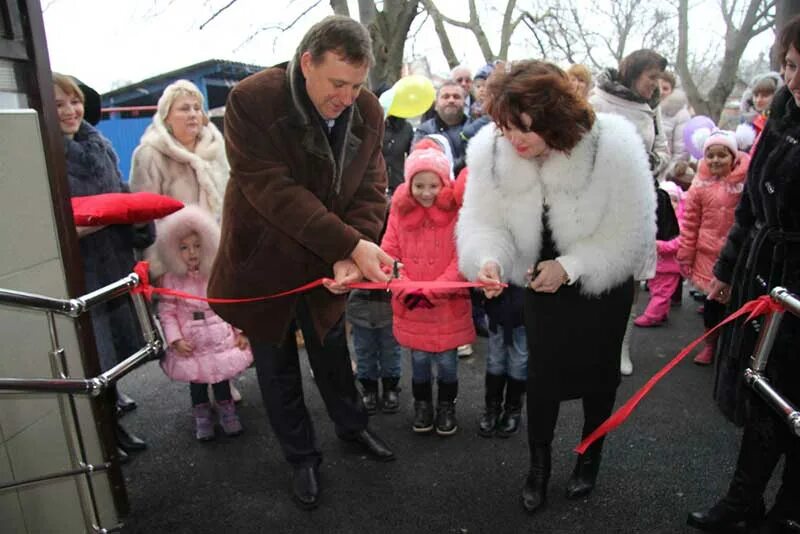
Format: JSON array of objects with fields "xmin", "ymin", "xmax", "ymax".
[{"xmin": 72, "ymin": 192, "xmax": 184, "ymax": 226}]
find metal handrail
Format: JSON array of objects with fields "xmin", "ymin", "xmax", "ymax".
[
  {"xmin": 0, "ymin": 269, "xmax": 164, "ymax": 533},
  {"xmin": 744, "ymin": 286, "xmax": 800, "ymax": 437}
]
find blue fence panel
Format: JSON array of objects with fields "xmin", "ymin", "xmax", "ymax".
[{"xmin": 96, "ymin": 118, "xmax": 151, "ymax": 182}]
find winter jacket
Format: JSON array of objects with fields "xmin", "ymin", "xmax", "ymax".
[
  {"xmin": 130, "ymin": 116, "xmax": 229, "ymax": 277},
  {"xmin": 207, "ymin": 59, "xmax": 388, "ymax": 343},
  {"xmin": 65, "ymin": 121, "xmax": 155, "ymax": 371},
  {"xmin": 380, "ymin": 182, "xmax": 475, "ymax": 353},
  {"xmin": 384, "ymin": 116, "xmax": 413, "ymax": 194},
  {"xmin": 660, "ymin": 89, "xmax": 692, "ymax": 168},
  {"xmin": 159, "ymin": 271, "xmax": 252, "ymax": 384},
  {"xmin": 590, "ymin": 69, "xmax": 670, "ymax": 177},
  {"xmin": 677, "ymin": 152, "xmax": 750, "ymax": 294},
  {"xmin": 457, "ymin": 114, "xmax": 656, "ymax": 296},
  {"xmin": 655, "ymin": 191, "xmax": 684, "ymax": 275}
]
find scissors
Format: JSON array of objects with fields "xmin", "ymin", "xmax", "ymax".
[{"xmin": 387, "ymin": 259, "xmax": 400, "ymax": 292}]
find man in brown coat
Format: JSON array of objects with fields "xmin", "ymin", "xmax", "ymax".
[{"xmin": 208, "ymin": 16, "xmax": 396, "ymax": 510}]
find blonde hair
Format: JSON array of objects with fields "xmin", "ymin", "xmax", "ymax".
[
  {"xmin": 567, "ymin": 64, "xmax": 592, "ymax": 86},
  {"xmin": 156, "ymin": 79, "xmax": 207, "ymax": 123},
  {"xmin": 52, "ymin": 73, "xmax": 84, "ymax": 103}
]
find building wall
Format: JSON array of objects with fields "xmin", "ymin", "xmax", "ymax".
[
  {"xmin": 97, "ymin": 117, "xmax": 151, "ymax": 182},
  {"xmin": 0, "ymin": 110, "xmax": 118, "ymax": 532}
]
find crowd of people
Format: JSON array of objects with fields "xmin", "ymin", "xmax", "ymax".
[{"xmin": 54, "ymin": 12, "xmax": 800, "ymax": 533}]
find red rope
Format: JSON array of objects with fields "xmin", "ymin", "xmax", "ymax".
[
  {"xmin": 132, "ymin": 261, "xmax": 501, "ymax": 304},
  {"xmin": 574, "ymin": 295, "xmax": 784, "ymax": 454}
]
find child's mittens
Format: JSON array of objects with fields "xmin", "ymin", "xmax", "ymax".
[{"xmin": 403, "ymin": 290, "xmax": 434, "ymax": 310}]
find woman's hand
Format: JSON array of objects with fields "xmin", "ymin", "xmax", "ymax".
[
  {"xmin": 172, "ymin": 339, "xmax": 193, "ymax": 356},
  {"xmin": 529, "ymin": 260, "xmax": 568, "ymax": 293},
  {"xmin": 478, "ymin": 261, "xmax": 504, "ymax": 299},
  {"xmin": 235, "ymin": 334, "xmax": 249, "ymax": 350},
  {"xmin": 708, "ymin": 277, "xmax": 732, "ymax": 304}
]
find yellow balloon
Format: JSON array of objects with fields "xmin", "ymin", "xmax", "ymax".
[{"xmin": 388, "ymin": 75, "xmax": 435, "ymax": 118}]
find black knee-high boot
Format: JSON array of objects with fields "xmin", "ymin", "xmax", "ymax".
[
  {"xmin": 479, "ymin": 373, "xmax": 505, "ymax": 437},
  {"xmin": 565, "ymin": 438, "xmax": 604, "ymax": 499},
  {"xmin": 522, "ymin": 441, "xmax": 550, "ymax": 514}
]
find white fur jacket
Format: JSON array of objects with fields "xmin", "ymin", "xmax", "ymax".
[
  {"xmin": 456, "ymin": 113, "xmax": 656, "ymax": 296},
  {"xmin": 129, "ymin": 115, "xmax": 228, "ymax": 218}
]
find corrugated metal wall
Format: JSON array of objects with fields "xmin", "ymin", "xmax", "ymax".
[{"xmin": 96, "ymin": 118, "xmax": 150, "ymax": 181}]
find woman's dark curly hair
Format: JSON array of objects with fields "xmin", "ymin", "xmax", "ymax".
[{"xmin": 484, "ymin": 60, "xmax": 595, "ymax": 153}]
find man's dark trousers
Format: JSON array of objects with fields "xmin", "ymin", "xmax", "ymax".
[{"xmin": 250, "ymin": 297, "xmax": 367, "ymax": 467}]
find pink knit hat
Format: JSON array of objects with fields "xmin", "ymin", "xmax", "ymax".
[
  {"xmin": 404, "ymin": 148, "xmax": 452, "ymax": 186},
  {"xmin": 702, "ymin": 128, "xmax": 738, "ymax": 157}
]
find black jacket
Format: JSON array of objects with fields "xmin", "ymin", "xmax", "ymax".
[
  {"xmin": 383, "ymin": 116, "xmax": 413, "ymax": 194},
  {"xmin": 413, "ymin": 113, "xmax": 470, "ymax": 175}
]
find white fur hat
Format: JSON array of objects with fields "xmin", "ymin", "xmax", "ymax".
[
  {"xmin": 156, "ymin": 205, "xmax": 220, "ymax": 277},
  {"xmin": 692, "ymin": 126, "xmax": 753, "ymax": 158}
]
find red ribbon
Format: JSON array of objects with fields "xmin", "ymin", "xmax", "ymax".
[
  {"xmin": 131, "ymin": 261, "xmax": 501, "ymax": 304},
  {"xmin": 574, "ymin": 294, "xmax": 784, "ymax": 454}
]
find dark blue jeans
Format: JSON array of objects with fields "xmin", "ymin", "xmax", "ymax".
[{"xmin": 352, "ymin": 324, "xmax": 402, "ymax": 381}]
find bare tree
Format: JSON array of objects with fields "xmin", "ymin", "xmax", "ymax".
[
  {"xmin": 420, "ymin": 0, "xmax": 530, "ymax": 68},
  {"xmin": 198, "ymin": 0, "xmax": 420, "ymax": 88},
  {"xmin": 676, "ymin": 0, "xmax": 776, "ymax": 121}
]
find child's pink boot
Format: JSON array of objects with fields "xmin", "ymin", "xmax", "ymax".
[
  {"xmin": 192, "ymin": 403, "xmax": 215, "ymax": 441},
  {"xmin": 217, "ymin": 400, "xmax": 243, "ymax": 437},
  {"xmin": 633, "ymin": 314, "xmax": 666, "ymax": 327}
]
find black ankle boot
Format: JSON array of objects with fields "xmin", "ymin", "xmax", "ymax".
[
  {"xmin": 381, "ymin": 377, "xmax": 400, "ymax": 414},
  {"xmin": 522, "ymin": 442, "xmax": 550, "ymax": 514},
  {"xmin": 497, "ymin": 377, "xmax": 525, "ymax": 438},
  {"xmin": 412, "ymin": 382, "xmax": 434, "ymax": 434},
  {"xmin": 479, "ymin": 374, "xmax": 506, "ymax": 437},
  {"xmin": 565, "ymin": 442, "xmax": 603, "ymax": 499},
  {"xmin": 687, "ymin": 498, "xmax": 765, "ymax": 532},
  {"xmin": 359, "ymin": 379, "xmax": 379, "ymax": 415},
  {"xmin": 436, "ymin": 381, "xmax": 458, "ymax": 436}
]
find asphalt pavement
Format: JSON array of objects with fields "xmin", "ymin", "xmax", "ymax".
[{"xmin": 117, "ymin": 288, "xmax": 777, "ymax": 533}]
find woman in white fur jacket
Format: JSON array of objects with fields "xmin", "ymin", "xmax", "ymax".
[
  {"xmin": 457, "ymin": 61, "xmax": 655, "ymax": 515},
  {"xmin": 130, "ymin": 79, "xmax": 229, "ymax": 278}
]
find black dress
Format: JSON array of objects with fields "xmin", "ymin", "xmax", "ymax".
[{"xmin": 524, "ymin": 210, "xmax": 634, "ymax": 400}]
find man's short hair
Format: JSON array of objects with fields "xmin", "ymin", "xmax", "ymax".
[
  {"xmin": 437, "ymin": 80, "xmax": 465, "ymax": 98},
  {"xmin": 296, "ymin": 15, "xmax": 374, "ymax": 67}
]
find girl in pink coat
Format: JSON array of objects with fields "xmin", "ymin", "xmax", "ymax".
[
  {"xmin": 381, "ymin": 148, "xmax": 475, "ymax": 437},
  {"xmin": 677, "ymin": 129, "xmax": 750, "ymax": 365},
  {"xmin": 635, "ymin": 180, "xmax": 685, "ymax": 327},
  {"xmin": 156, "ymin": 206, "xmax": 253, "ymax": 440}
]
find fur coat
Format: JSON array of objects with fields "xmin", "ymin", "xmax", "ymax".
[
  {"xmin": 65, "ymin": 121, "xmax": 155, "ymax": 371},
  {"xmin": 456, "ymin": 114, "xmax": 656, "ymax": 296},
  {"xmin": 129, "ymin": 115, "xmax": 228, "ymax": 277}
]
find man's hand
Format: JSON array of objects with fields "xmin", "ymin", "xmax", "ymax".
[
  {"xmin": 529, "ymin": 260, "xmax": 568, "ymax": 293},
  {"xmin": 351, "ymin": 239, "xmax": 394, "ymax": 283},
  {"xmin": 478, "ymin": 261, "xmax": 504, "ymax": 299},
  {"xmin": 323, "ymin": 259, "xmax": 362, "ymax": 294}
]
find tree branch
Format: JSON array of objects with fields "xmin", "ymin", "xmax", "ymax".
[{"xmin": 199, "ymin": 0, "xmax": 238, "ymax": 30}]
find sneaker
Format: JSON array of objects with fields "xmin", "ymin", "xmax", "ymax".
[
  {"xmin": 217, "ymin": 400, "xmax": 243, "ymax": 437},
  {"xmin": 457, "ymin": 344, "xmax": 473, "ymax": 358},
  {"xmin": 192, "ymin": 403, "xmax": 215, "ymax": 441}
]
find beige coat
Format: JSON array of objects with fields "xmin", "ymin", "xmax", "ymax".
[{"xmin": 130, "ymin": 115, "xmax": 229, "ymax": 277}]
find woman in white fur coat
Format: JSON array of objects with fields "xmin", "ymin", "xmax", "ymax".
[
  {"xmin": 457, "ymin": 61, "xmax": 655, "ymax": 515},
  {"xmin": 130, "ymin": 79, "xmax": 229, "ymax": 278}
]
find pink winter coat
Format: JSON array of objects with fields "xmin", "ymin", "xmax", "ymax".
[
  {"xmin": 380, "ymin": 183, "xmax": 475, "ymax": 353},
  {"xmin": 677, "ymin": 152, "xmax": 750, "ymax": 294},
  {"xmin": 159, "ymin": 271, "xmax": 253, "ymax": 384}
]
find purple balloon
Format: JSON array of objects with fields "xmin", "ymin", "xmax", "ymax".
[{"xmin": 682, "ymin": 115, "xmax": 716, "ymax": 159}]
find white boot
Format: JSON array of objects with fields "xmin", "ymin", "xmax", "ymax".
[{"xmin": 620, "ymin": 313, "xmax": 634, "ymax": 376}]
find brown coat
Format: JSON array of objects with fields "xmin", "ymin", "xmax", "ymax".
[{"xmin": 207, "ymin": 60, "xmax": 388, "ymax": 343}]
